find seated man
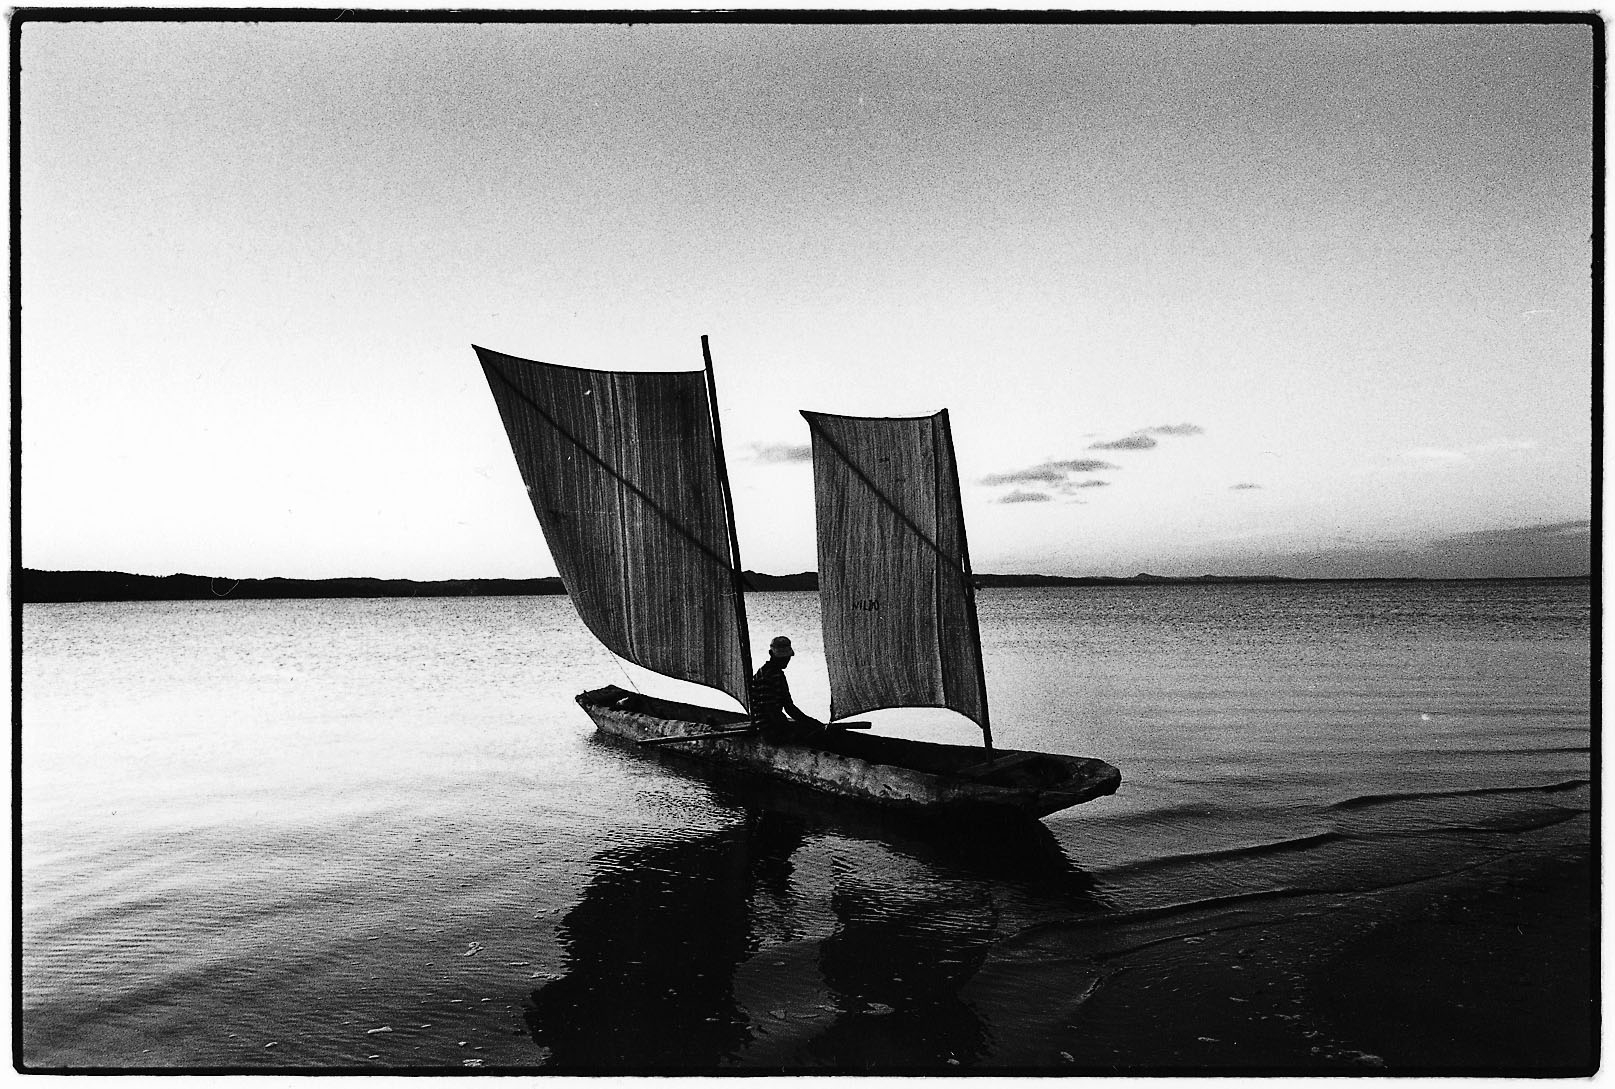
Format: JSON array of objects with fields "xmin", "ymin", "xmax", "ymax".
[{"xmin": 749, "ymin": 636, "xmax": 824, "ymax": 742}]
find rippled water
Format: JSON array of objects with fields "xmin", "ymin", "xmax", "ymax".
[{"xmin": 21, "ymin": 582, "xmax": 1591, "ymax": 1069}]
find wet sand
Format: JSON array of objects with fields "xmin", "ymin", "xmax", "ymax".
[
  {"xmin": 949, "ymin": 845, "xmax": 1596, "ymax": 1074},
  {"xmin": 1308, "ymin": 847, "xmax": 1595, "ymax": 1074}
]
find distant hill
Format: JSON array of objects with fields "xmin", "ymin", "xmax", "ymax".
[
  {"xmin": 739, "ymin": 570, "xmax": 817, "ymax": 591},
  {"xmin": 19, "ymin": 569, "xmax": 566, "ymax": 603},
  {"xmin": 17, "ymin": 568, "xmax": 1589, "ymax": 603},
  {"xmin": 973, "ymin": 572, "xmax": 1301, "ymax": 587}
]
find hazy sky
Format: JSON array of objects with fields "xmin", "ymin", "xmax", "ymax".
[{"xmin": 20, "ymin": 17, "xmax": 1594, "ymax": 580}]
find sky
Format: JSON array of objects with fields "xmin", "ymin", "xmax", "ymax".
[{"xmin": 20, "ymin": 17, "xmax": 1595, "ymax": 581}]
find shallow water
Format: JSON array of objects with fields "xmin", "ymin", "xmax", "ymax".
[{"xmin": 20, "ymin": 582, "xmax": 1591, "ymax": 1069}]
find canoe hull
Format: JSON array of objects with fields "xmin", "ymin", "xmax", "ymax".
[{"xmin": 576, "ymin": 685, "xmax": 1121, "ymax": 820}]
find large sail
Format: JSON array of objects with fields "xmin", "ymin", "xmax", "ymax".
[
  {"xmin": 476, "ymin": 344, "xmax": 751, "ymax": 709},
  {"xmin": 801, "ymin": 409, "xmax": 990, "ymax": 744}
]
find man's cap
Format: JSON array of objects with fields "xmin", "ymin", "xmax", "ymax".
[{"xmin": 769, "ymin": 636, "xmax": 793, "ymax": 651}]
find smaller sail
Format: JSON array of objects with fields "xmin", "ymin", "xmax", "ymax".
[
  {"xmin": 802, "ymin": 409, "xmax": 990, "ymax": 743},
  {"xmin": 476, "ymin": 345, "xmax": 750, "ymax": 708}
]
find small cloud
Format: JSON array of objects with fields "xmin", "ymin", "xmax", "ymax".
[
  {"xmin": 1208, "ymin": 517, "xmax": 1589, "ymax": 579},
  {"xmin": 1040, "ymin": 458, "xmax": 1117, "ymax": 471},
  {"xmin": 998, "ymin": 489, "xmax": 1052, "ymax": 504},
  {"xmin": 1089, "ymin": 434, "xmax": 1158, "ymax": 451},
  {"xmin": 1046, "ymin": 458, "xmax": 1117, "ymax": 473},
  {"xmin": 1063, "ymin": 479, "xmax": 1111, "ymax": 490},
  {"xmin": 1088, "ymin": 423, "xmax": 1204, "ymax": 450},
  {"xmin": 1403, "ymin": 439, "xmax": 1538, "ymax": 465},
  {"xmin": 1439, "ymin": 518, "xmax": 1589, "ymax": 545},
  {"xmin": 981, "ymin": 458, "xmax": 1115, "ymax": 485},
  {"xmin": 982, "ymin": 466, "xmax": 1064, "ymax": 485},
  {"xmin": 1420, "ymin": 518, "xmax": 1590, "ymax": 577},
  {"xmin": 752, "ymin": 443, "xmax": 811, "ymax": 463},
  {"xmin": 1230, "ymin": 482, "xmax": 1262, "ymax": 490}
]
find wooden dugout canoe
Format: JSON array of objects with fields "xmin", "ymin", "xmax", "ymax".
[
  {"xmin": 473, "ymin": 342, "xmax": 1121, "ymax": 825},
  {"xmin": 578, "ymin": 686, "xmax": 1122, "ymax": 820}
]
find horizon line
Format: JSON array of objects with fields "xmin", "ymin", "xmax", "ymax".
[{"xmin": 17, "ymin": 567, "xmax": 1592, "ymax": 585}]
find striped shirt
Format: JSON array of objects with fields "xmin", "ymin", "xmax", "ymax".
[{"xmin": 750, "ymin": 660, "xmax": 793, "ymax": 721}]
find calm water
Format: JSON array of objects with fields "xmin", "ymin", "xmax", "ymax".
[{"xmin": 21, "ymin": 583, "xmax": 1591, "ymax": 1069}]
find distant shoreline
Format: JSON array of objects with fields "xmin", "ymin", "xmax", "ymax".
[{"xmin": 16, "ymin": 568, "xmax": 1592, "ymax": 603}]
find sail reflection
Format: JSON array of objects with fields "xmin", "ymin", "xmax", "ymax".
[
  {"xmin": 805, "ymin": 872, "xmax": 997, "ymax": 1066},
  {"xmin": 527, "ymin": 783, "xmax": 1105, "ymax": 1071},
  {"xmin": 525, "ymin": 811, "xmax": 807, "ymax": 1070}
]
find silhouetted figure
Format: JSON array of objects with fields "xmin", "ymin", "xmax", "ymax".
[{"xmin": 750, "ymin": 636, "xmax": 824, "ymax": 742}]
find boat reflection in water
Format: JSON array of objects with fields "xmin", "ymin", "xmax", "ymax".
[
  {"xmin": 526, "ymin": 779, "xmax": 1104, "ymax": 1071},
  {"xmin": 804, "ymin": 868, "xmax": 997, "ymax": 1067},
  {"xmin": 524, "ymin": 810, "xmax": 807, "ymax": 1069}
]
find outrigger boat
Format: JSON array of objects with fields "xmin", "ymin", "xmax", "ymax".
[{"xmin": 473, "ymin": 337, "xmax": 1120, "ymax": 820}]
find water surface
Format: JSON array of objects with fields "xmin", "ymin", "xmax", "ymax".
[{"xmin": 21, "ymin": 582, "xmax": 1591, "ymax": 1069}]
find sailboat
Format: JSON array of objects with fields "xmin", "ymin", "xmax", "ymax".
[{"xmin": 474, "ymin": 338, "xmax": 1120, "ymax": 820}]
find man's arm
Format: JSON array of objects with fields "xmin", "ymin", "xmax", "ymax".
[
  {"xmin": 779, "ymin": 675, "xmax": 821, "ymax": 725},
  {"xmin": 783, "ymin": 697, "xmax": 821, "ymax": 725}
]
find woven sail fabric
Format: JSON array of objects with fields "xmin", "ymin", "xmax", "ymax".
[
  {"xmin": 802, "ymin": 409, "xmax": 988, "ymax": 734},
  {"xmin": 476, "ymin": 346, "xmax": 748, "ymax": 708}
]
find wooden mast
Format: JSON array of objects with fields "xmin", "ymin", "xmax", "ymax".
[
  {"xmin": 701, "ymin": 334, "xmax": 754, "ymax": 711},
  {"xmin": 938, "ymin": 409, "xmax": 992, "ymax": 750}
]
